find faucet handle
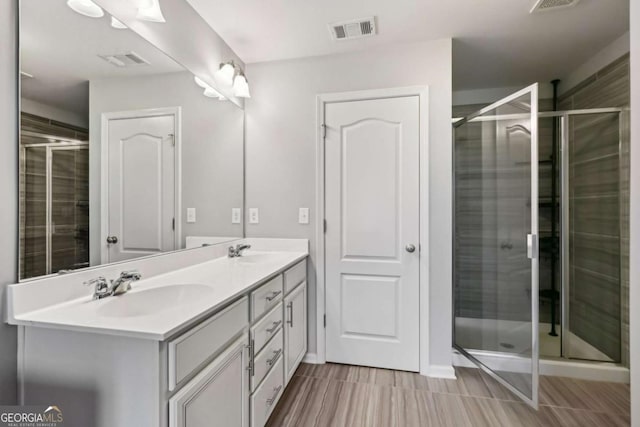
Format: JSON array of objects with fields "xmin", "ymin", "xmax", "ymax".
[
  {"xmin": 119, "ymin": 270, "xmax": 142, "ymax": 281},
  {"xmin": 84, "ymin": 276, "xmax": 109, "ymax": 288}
]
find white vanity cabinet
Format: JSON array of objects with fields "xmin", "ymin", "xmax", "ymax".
[
  {"xmin": 169, "ymin": 335, "xmax": 250, "ymax": 427},
  {"xmin": 16, "ymin": 255, "xmax": 308, "ymax": 427}
]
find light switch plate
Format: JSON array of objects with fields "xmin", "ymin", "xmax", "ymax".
[
  {"xmin": 249, "ymin": 208, "xmax": 259, "ymax": 224},
  {"xmin": 232, "ymin": 208, "xmax": 242, "ymax": 224},
  {"xmin": 298, "ymin": 208, "xmax": 310, "ymax": 224},
  {"xmin": 186, "ymin": 208, "xmax": 196, "ymax": 223}
]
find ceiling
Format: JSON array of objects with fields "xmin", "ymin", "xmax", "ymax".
[
  {"xmin": 20, "ymin": 0, "xmax": 183, "ymax": 117},
  {"xmin": 185, "ymin": 0, "xmax": 629, "ymax": 90}
]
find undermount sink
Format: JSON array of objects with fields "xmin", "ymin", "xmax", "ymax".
[
  {"xmin": 233, "ymin": 252, "xmax": 274, "ymax": 264},
  {"xmin": 96, "ymin": 284, "xmax": 214, "ymax": 318}
]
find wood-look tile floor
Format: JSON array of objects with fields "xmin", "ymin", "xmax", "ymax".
[{"xmin": 267, "ymin": 363, "xmax": 630, "ymax": 427}]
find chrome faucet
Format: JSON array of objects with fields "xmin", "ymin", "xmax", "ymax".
[
  {"xmin": 111, "ymin": 270, "xmax": 142, "ymax": 295},
  {"xmin": 84, "ymin": 270, "xmax": 142, "ymax": 300},
  {"xmin": 84, "ymin": 277, "xmax": 111, "ymax": 300},
  {"xmin": 228, "ymin": 243, "xmax": 252, "ymax": 258}
]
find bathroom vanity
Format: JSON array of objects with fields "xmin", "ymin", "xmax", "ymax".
[{"xmin": 7, "ymin": 240, "xmax": 308, "ymax": 427}]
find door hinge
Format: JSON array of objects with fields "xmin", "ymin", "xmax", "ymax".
[
  {"xmin": 321, "ymin": 124, "xmax": 327, "ymax": 139},
  {"xmin": 172, "ymin": 218, "xmax": 175, "ymax": 231},
  {"xmin": 323, "ymin": 314, "xmax": 326, "ymax": 328},
  {"xmin": 323, "ymin": 219, "xmax": 327, "ymax": 233}
]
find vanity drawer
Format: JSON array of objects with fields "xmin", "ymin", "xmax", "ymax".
[
  {"xmin": 251, "ymin": 302, "xmax": 283, "ymax": 354},
  {"xmin": 251, "ymin": 275, "xmax": 283, "ymax": 320},
  {"xmin": 283, "ymin": 260, "xmax": 306, "ymax": 294},
  {"xmin": 251, "ymin": 356, "xmax": 284, "ymax": 427},
  {"xmin": 168, "ymin": 297, "xmax": 248, "ymax": 391},
  {"xmin": 251, "ymin": 328, "xmax": 283, "ymax": 393}
]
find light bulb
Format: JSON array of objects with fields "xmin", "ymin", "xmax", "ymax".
[
  {"xmin": 215, "ymin": 62, "xmax": 236, "ymax": 87},
  {"xmin": 67, "ymin": 0, "xmax": 104, "ymax": 18},
  {"xmin": 110, "ymin": 16, "xmax": 128, "ymax": 29},
  {"xmin": 233, "ymin": 74, "xmax": 251, "ymax": 98},
  {"xmin": 194, "ymin": 76, "xmax": 208, "ymax": 88},
  {"xmin": 137, "ymin": 0, "xmax": 166, "ymax": 23}
]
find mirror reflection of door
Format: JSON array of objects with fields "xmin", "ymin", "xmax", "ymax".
[{"xmin": 104, "ymin": 110, "xmax": 179, "ymax": 263}]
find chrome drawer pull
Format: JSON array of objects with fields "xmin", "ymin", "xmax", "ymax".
[
  {"xmin": 265, "ymin": 290, "xmax": 282, "ymax": 302},
  {"xmin": 267, "ymin": 349, "xmax": 282, "ymax": 367},
  {"xmin": 286, "ymin": 302, "xmax": 293, "ymax": 327},
  {"xmin": 246, "ymin": 339, "xmax": 255, "ymax": 376},
  {"xmin": 266, "ymin": 385, "xmax": 283, "ymax": 406},
  {"xmin": 266, "ymin": 320, "xmax": 282, "ymax": 333}
]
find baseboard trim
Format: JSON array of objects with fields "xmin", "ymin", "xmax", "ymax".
[
  {"xmin": 303, "ymin": 353, "xmax": 319, "ymax": 364},
  {"xmin": 425, "ymin": 364, "xmax": 457, "ymax": 379}
]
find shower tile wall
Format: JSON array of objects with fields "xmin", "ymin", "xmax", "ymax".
[
  {"xmin": 558, "ymin": 54, "xmax": 630, "ymax": 365},
  {"xmin": 19, "ymin": 112, "xmax": 89, "ymax": 279}
]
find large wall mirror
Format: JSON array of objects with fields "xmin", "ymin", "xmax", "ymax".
[{"xmin": 19, "ymin": 0, "xmax": 244, "ymax": 280}]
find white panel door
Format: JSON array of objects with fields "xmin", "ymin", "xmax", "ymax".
[
  {"xmin": 107, "ymin": 114, "xmax": 176, "ymax": 262},
  {"xmin": 325, "ymin": 96, "xmax": 420, "ymax": 371}
]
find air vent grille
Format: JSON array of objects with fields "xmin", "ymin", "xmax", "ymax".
[
  {"xmin": 329, "ymin": 17, "xmax": 376, "ymax": 41},
  {"xmin": 98, "ymin": 51, "xmax": 150, "ymax": 68},
  {"xmin": 530, "ymin": 0, "xmax": 580, "ymax": 13}
]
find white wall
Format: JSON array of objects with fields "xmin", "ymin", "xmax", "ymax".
[
  {"xmin": 560, "ymin": 31, "xmax": 630, "ymax": 95},
  {"xmin": 245, "ymin": 39, "xmax": 453, "ymax": 370},
  {"xmin": 89, "ymin": 71, "xmax": 244, "ymax": 265},
  {"xmin": 0, "ymin": 0, "xmax": 18, "ymax": 404},
  {"xmin": 629, "ymin": 3, "xmax": 639, "ymax": 425},
  {"xmin": 20, "ymin": 98, "xmax": 88, "ymax": 129}
]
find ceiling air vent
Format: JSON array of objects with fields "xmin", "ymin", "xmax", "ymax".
[
  {"xmin": 98, "ymin": 51, "xmax": 150, "ymax": 68},
  {"xmin": 530, "ymin": 0, "xmax": 580, "ymax": 13},
  {"xmin": 329, "ymin": 17, "xmax": 376, "ymax": 41}
]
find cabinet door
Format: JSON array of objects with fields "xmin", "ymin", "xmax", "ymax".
[
  {"xmin": 284, "ymin": 282, "xmax": 307, "ymax": 383},
  {"xmin": 169, "ymin": 335, "xmax": 249, "ymax": 427}
]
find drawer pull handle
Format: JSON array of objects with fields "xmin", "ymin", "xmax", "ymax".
[
  {"xmin": 266, "ymin": 385, "xmax": 283, "ymax": 406},
  {"xmin": 267, "ymin": 349, "xmax": 282, "ymax": 366},
  {"xmin": 287, "ymin": 302, "xmax": 294, "ymax": 327},
  {"xmin": 246, "ymin": 339, "xmax": 255, "ymax": 376},
  {"xmin": 266, "ymin": 320, "xmax": 282, "ymax": 333},
  {"xmin": 266, "ymin": 290, "xmax": 282, "ymax": 302}
]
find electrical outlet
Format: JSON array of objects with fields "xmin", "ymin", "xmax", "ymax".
[
  {"xmin": 186, "ymin": 208, "xmax": 196, "ymax": 223},
  {"xmin": 232, "ymin": 208, "xmax": 242, "ymax": 224},
  {"xmin": 299, "ymin": 208, "xmax": 310, "ymax": 224},
  {"xmin": 249, "ymin": 208, "xmax": 259, "ymax": 224}
]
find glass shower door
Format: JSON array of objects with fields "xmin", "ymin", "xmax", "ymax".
[{"xmin": 453, "ymin": 84, "xmax": 540, "ymax": 408}]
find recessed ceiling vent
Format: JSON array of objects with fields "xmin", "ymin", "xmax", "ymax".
[
  {"xmin": 329, "ymin": 17, "xmax": 376, "ymax": 41},
  {"xmin": 98, "ymin": 51, "xmax": 150, "ymax": 68},
  {"xmin": 530, "ymin": 0, "xmax": 580, "ymax": 13}
]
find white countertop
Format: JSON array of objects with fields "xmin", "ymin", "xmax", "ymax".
[{"xmin": 11, "ymin": 250, "xmax": 307, "ymax": 341}]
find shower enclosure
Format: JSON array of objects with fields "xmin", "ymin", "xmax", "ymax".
[
  {"xmin": 452, "ymin": 83, "xmax": 627, "ymax": 408},
  {"xmin": 20, "ymin": 131, "xmax": 89, "ymax": 279}
]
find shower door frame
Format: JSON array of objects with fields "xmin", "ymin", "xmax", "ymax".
[
  {"xmin": 452, "ymin": 105, "xmax": 627, "ymax": 407},
  {"xmin": 452, "ymin": 83, "xmax": 540, "ymax": 409},
  {"xmin": 20, "ymin": 134, "xmax": 88, "ymax": 278}
]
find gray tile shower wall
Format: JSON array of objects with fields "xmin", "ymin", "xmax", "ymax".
[
  {"xmin": 19, "ymin": 112, "xmax": 89, "ymax": 279},
  {"xmin": 559, "ymin": 54, "xmax": 630, "ymax": 365}
]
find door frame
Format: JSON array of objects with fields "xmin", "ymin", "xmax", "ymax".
[
  {"xmin": 315, "ymin": 86, "xmax": 430, "ymax": 375},
  {"xmin": 100, "ymin": 106, "xmax": 182, "ymax": 264}
]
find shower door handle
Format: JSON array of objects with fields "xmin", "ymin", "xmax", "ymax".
[{"xmin": 527, "ymin": 234, "xmax": 537, "ymax": 259}]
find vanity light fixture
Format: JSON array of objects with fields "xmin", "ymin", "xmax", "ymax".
[
  {"xmin": 233, "ymin": 72, "xmax": 251, "ymax": 98},
  {"xmin": 110, "ymin": 16, "xmax": 128, "ymax": 29},
  {"xmin": 66, "ymin": 0, "xmax": 104, "ymax": 18},
  {"xmin": 215, "ymin": 61, "xmax": 236, "ymax": 87},
  {"xmin": 137, "ymin": 0, "xmax": 166, "ymax": 23},
  {"xmin": 194, "ymin": 76, "xmax": 226, "ymax": 101}
]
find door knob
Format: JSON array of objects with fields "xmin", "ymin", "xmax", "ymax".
[
  {"xmin": 405, "ymin": 244, "xmax": 416, "ymax": 253},
  {"xmin": 106, "ymin": 236, "xmax": 118, "ymax": 244}
]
